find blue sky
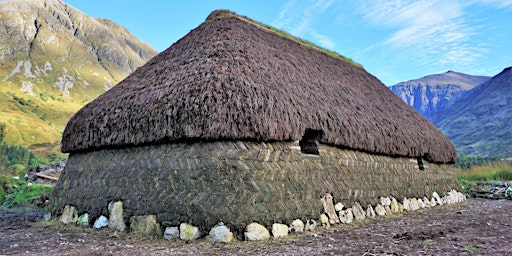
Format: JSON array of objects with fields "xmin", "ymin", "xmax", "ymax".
[{"xmin": 65, "ymin": 0, "xmax": 512, "ymax": 86}]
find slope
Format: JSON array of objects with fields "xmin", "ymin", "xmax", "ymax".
[{"xmin": 0, "ymin": 0, "xmax": 158, "ymax": 155}]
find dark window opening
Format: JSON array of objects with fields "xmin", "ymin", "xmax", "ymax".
[
  {"xmin": 417, "ymin": 157, "xmax": 425, "ymax": 171},
  {"xmin": 299, "ymin": 129, "xmax": 323, "ymax": 155}
]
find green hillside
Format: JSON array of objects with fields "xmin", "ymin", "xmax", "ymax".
[{"xmin": 0, "ymin": 0, "xmax": 158, "ymax": 156}]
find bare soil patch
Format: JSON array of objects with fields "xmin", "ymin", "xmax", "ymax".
[{"xmin": 1, "ymin": 198, "xmax": 511, "ymax": 255}]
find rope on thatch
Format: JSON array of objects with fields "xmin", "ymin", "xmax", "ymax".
[{"xmin": 61, "ymin": 10, "xmax": 456, "ymax": 164}]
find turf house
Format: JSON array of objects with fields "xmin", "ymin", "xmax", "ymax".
[{"xmin": 50, "ymin": 10, "xmax": 460, "ymax": 233}]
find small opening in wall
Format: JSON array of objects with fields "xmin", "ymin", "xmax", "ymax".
[
  {"xmin": 417, "ymin": 157, "xmax": 425, "ymax": 171},
  {"xmin": 299, "ymin": 129, "xmax": 323, "ymax": 155}
]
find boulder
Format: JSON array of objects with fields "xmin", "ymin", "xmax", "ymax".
[
  {"xmin": 108, "ymin": 201, "xmax": 126, "ymax": 232},
  {"xmin": 130, "ymin": 215, "xmax": 162, "ymax": 238},
  {"xmin": 272, "ymin": 223, "xmax": 289, "ymax": 238},
  {"xmin": 410, "ymin": 198, "xmax": 420, "ymax": 211},
  {"xmin": 93, "ymin": 215, "xmax": 109, "ymax": 229},
  {"xmin": 244, "ymin": 222, "xmax": 270, "ymax": 241},
  {"xmin": 163, "ymin": 227, "xmax": 180, "ymax": 240},
  {"xmin": 180, "ymin": 223, "xmax": 201, "ymax": 241},
  {"xmin": 380, "ymin": 197, "xmax": 391, "ymax": 206},
  {"xmin": 209, "ymin": 223, "xmax": 235, "ymax": 243},
  {"xmin": 60, "ymin": 205, "xmax": 78, "ymax": 225},
  {"xmin": 433, "ymin": 191, "xmax": 443, "ymax": 205}
]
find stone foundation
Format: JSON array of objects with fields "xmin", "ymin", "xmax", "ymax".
[{"xmin": 49, "ymin": 141, "xmax": 460, "ymax": 232}]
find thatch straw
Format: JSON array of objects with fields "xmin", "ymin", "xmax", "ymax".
[{"xmin": 62, "ymin": 10, "xmax": 456, "ymax": 163}]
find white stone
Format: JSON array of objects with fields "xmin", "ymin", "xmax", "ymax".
[
  {"xmin": 210, "ymin": 223, "xmax": 235, "ymax": 243},
  {"xmin": 430, "ymin": 197, "xmax": 437, "ymax": 207},
  {"xmin": 403, "ymin": 198, "xmax": 411, "ymax": 211},
  {"xmin": 60, "ymin": 205, "xmax": 78, "ymax": 225},
  {"xmin": 321, "ymin": 194, "xmax": 339, "ymax": 223},
  {"xmin": 272, "ymin": 223, "xmax": 289, "ymax": 238},
  {"xmin": 163, "ymin": 227, "xmax": 180, "ymax": 240},
  {"xmin": 319, "ymin": 214, "xmax": 330, "ymax": 227},
  {"xmin": 130, "ymin": 215, "xmax": 162, "ymax": 238},
  {"xmin": 458, "ymin": 191, "xmax": 466, "ymax": 202},
  {"xmin": 244, "ymin": 222, "xmax": 270, "ymax": 241},
  {"xmin": 352, "ymin": 203, "xmax": 366, "ymax": 221},
  {"xmin": 375, "ymin": 204, "xmax": 386, "ymax": 216},
  {"xmin": 423, "ymin": 197, "xmax": 431, "ymax": 207},
  {"xmin": 305, "ymin": 219, "xmax": 317, "ymax": 231},
  {"xmin": 391, "ymin": 197, "xmax": 399, "ymax": 213},
  {"xmin": 366, "ymin": 204, "xmax": 376, "ymax": 218},
  {"xmin": 93, "ymin": 215, "xmax": 109, "ymax": 229},
  {"xmin": 339, "ymin": 209, "xmax": 354, "ymax": 224},
  {"xmin": 410, "ymin": 198, "xmax": 420, "ymax": 211},
  {"xmin": 289, "ymin": 219, "xmax": 305, "ymax": 233},
  {"xmin": 180, "ymin": 223, "xmax": 201, "ymax": 241},
  {"xmin": 380, "ymin": 197, "xmax": 391, "ymax": 206},
  {"xmin": 417, "ymin": 198, "xmax": 426, "ymax": 208},
  {"xmin": 433, "ymin": 191, "xmax": 443, "ymax": 205},
  {"xmin": 108, "ymin": 201, "xmax": 126, "ymax": 232},
  {"xmin": 334, "ymin": 202, "xmax": 344, "ymax": 212}
]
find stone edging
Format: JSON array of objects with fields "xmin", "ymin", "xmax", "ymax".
[{"xmin": 52, "ymin": 189, "xmax": 466, "ymax": 243}]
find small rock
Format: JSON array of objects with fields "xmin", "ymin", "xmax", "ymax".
[
  {"xmin": 244, "ymin": 222, "xmax": 270, "ymax": 241},
  {"xmin": 305, "ymin": 219, "xmax": 317, "ymax": 231},
  {"xmin": 433, "ymin": 191, "xmax": 443, "ymax": 205},
  {"xmin": 93, "ymin": 215, "xmax": 109, "ymax": 229},
  {"xmin": 180, "ymin": 223, "xmax": 201, "ymax": 241},
  {"xmin": 163, "ymin": 227, "xmax": 180, "ymax": 240},
  {"xmin": 319, "ymin": 214, "xmax": 330, "ymax": 227},
  {"xmin": 43, "ymin": 212, "xmax": 52, "ymax": 221},
  {"xmin": 108, "ymin": 201, "xmax": 126, "ymax": 232},
  {"xmin": 391, "ymin": 197, "xmax": 399, "ymax": 213},
  {"xmin": 410, "ymin": 198, "xmax": 420, "ymax": 211},
  {"xmin": 417, "ymin": 198, "xmax": 425, "ymax": 208},
  {"xmin": 210, "ymin": 223, "xmax": 235, "ymax": 243},
  {"xmin": 423, "ymin": 197, "xmax": 431, "ymax": 207},
  {"xmin": 366, "ymin": 204, "xmax": 376, "ymax": 218},
  {"xmin": 130, "ymin": 215, "xmax": 162, "ymax": 238},
  {"xmin": 289, "ymin": 219, "xmax": 304, "ymax": 233},
  {"xmin": 60, "ymin": 205, "xmax": 78, "ymax": 225},
  {"xmin": 334, "ymin": 202, "xmax": 344, "ymax": 212},
  {"xmin": 430, "ymin": 197, "xmax": 437, "ymax": 207},
  {"xmin": 272, "ymin": 223, "xmax": 288, "ymax": 238},
  {"xmin": 385, "ymin": 205, "xmax": 392, "ymax": 215},
  {"xmin": 321, "ymin": 194, "xmax": 339, "ymax": 223},
  {"xmin": 352, "ymin": 203, "xmax": 366, "ymax": 221},
  {"xmin": 375, "ymin": 204, "xmax": 386, "ymax": 216},
  {"xmin": 380, "ymin": 197, "xmax": 391, "ymax": 206},
  {"xmin": 76, "ymin": 213, "xmax": 89, "ymax": 226},
  {"xmin": 403, "ymin": 198, "xmax": 411, "ymax": 211},
  {"xmin": 339, "ymin": 209, "xmax": 354, "ymax": 224}
]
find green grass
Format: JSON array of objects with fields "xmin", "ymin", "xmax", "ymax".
[{"xmin": 0, "ymin": 176, "xmax": 53, "ymax": 209}]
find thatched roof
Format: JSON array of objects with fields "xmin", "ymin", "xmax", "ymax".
[{"xmin": 62, "ymin": 10, "xmax": 456, "ymax": 163}]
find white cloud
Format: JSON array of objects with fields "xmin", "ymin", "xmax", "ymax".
[{"xmin": 272, "ymin": 0, "xmax": 336, "ymax": 49}]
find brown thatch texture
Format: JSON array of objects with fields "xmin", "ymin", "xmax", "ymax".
[{"xmin": 61, "ymin": 10, "xmax": 456, "ymax": 163}]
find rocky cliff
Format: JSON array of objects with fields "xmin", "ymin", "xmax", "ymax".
[
  {"xmin": 0, "ymin": 0, "xmax": 158, "ymax": 155},
  {"xmin": 390, "ymin": 71, "xmax": 489, "ymax": 123}
]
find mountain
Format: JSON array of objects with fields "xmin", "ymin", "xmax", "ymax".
[
  {"xmin": 0, "ymin": 0, "xmax": 158, "ymax": 155},
  {"xmin": 390, "ymin": 71, "xmax": 490, "ymax": 123},
  {"xmin": 437, "ymin": 67, "xmax": 512, "ymax": 158}
]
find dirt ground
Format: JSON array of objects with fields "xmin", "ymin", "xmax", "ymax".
[{"xmin": 1, "ymin": 198, "xmax": 511, "ymax": 255}]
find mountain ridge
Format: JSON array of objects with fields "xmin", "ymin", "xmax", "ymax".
[{"xmin": 0, "ymin": 0, "xmax": 158, "ymax": 155}]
